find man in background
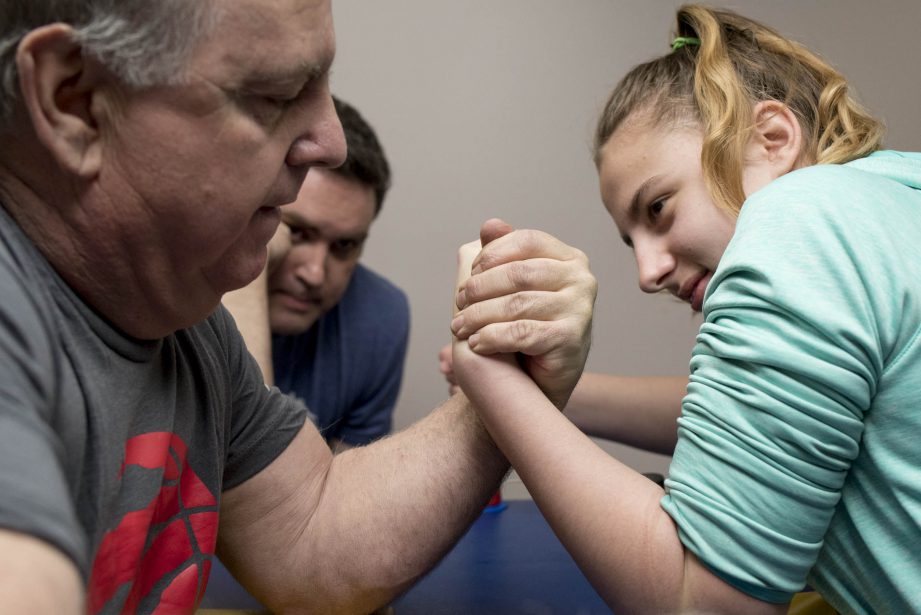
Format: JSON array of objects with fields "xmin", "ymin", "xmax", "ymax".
[{"xmin": 268, "ymin": 96, "xmax": 409, "ymax": 451}]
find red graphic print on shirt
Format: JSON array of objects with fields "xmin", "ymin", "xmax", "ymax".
[{"xmin": 87, "ymin": 432, "xmax": 219, "ymax": 614}]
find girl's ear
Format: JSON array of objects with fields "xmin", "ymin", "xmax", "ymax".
[{"xmin": 746, "ymin": 100, "xmax": 803, "ymax": 177}]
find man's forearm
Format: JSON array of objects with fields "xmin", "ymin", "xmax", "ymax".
[
  {"xmin": 223, "ymin": 394, "xmax": 509, "ymax": 614},
  {"xmin": 305, "ymin": 393, "xmax": 508, "ymax": 608}
]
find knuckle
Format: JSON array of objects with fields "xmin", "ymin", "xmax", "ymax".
[
  {"xmin": 475, "ymin": 251, "xmax": 498, "ymax": 273},
  {"xmin": 511, "ymin": 319, "xmax": 532, "ymax": 345},
  {"xmin": 584, "ymin": 277, "xmax": 599, "ymax": 301},
  {"xmin": 572, "ymin": 247, "xmax": 589, "ymax": 265},
  {"xmin": 506, "ymin": 261, "xmax": 534, "ymax": 290},
  {"xmin": 462, "ymin": 302, "xmax": 483, "ymax": 327},
  {"xmin": 570, "ymin": 265, "xmax": 598, "ymax": 297},
  {"xmin": 463, "ymin": 275, "xmax": 482, "ymax": 302},
  {"xmin": 516, "ymin": 229, "xmax": 540, "ymax": 252},
  {"xmin": 507, "ymin": 292, "xmax": 533, "ymax": 319}
]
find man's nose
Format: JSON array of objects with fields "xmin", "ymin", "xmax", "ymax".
[
  {"xmin": 294, "ymin": 243, "xmax": 329, "ymax": 287},
  {"xmin": 286, "ymin": 91, "xmax": 347, "ymax": 170},
  {"xmin": 634, "ymin": 240, "xmax": 675, "ymax": 294}
]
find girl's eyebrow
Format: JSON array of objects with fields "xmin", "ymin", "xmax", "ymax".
[{"xmin": 628, "ymin": 174, "xmax": 663, "ymax": 221}]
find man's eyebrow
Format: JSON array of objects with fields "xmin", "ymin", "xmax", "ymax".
[
  {"xmin": 243, "ymin": 60, "xmax": 329, "ymax": 89},
  {"xmin": 332, "ymin": 230, "xmax": 370, "ymax": 243},
  {"xmin": 282, "ymin": 213, "xmax": 368, "ymax": 242},
  {"xmin": 281, "ymin": 211, "xmax": 313, "ymax": 228}
]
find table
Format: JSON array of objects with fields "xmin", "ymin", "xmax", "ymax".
[{"xmin": 200, "ymin": 500, "xmax": 610, "ymax": 614}]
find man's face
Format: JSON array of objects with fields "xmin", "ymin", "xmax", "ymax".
[
  {"xmin": 93, "ymin": 0, "xmax": 347, "ymax": 332},
  {"xmin": 268, "ymin": 169, "xmax": 377, "ymax": 335}
]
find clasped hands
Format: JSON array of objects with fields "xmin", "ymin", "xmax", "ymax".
[{"xmin": 449, "ymin": 219, "xmax": 597, "ymax": 411}]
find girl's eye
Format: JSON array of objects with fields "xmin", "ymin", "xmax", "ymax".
[{"xmin": 648, "ymin": 200, "xmax": 665, "ymax": 220}]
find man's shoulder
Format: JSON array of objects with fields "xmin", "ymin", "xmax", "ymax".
[
  {"xmin": 342, "ymin": 264, "xmax": 409, "ymax": 318},
  {"xmin": 0, "ymin": 205, "xmax": 63, "ymax": 347},
  {"xmin": 310, "ymin": 264, "xmax": 409, "ymax": 350},
  {"xmin": 349, "ymin": 264, "xmax": 406, "ymax": 298}
]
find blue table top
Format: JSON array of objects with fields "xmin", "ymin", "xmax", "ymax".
[
  {"xmin": 394, "ymin": 499, "xmax": 609, "ymax": 614},
  {"xmin": 201, "ymin": 499, "xmax": 609, "ymax": 614}
]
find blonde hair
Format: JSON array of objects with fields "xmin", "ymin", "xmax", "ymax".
[{"xmin": 593, "ymin": 4, "xmax": 885, "ymax": 214}]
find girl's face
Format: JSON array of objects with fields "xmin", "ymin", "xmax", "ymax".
[{"xmin": 597, "ymin": 116, "xmax": 776, "ymax": 312}]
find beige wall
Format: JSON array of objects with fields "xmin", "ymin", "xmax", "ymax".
[{"xmin": 328, "ymin": 1, "xmax": 921, "ymax": 496}]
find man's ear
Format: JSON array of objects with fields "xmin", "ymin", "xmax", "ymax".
[
  {"xmin": 746, "ymin": 100, "xmax": 803, "ymax": 179},
  {"xmin": 16, "ymin": 24, "xmax": 108, "ymax": 178}
]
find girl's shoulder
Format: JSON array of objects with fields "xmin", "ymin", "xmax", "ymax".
[{"xmin": 740, "ymin": 150, "xmax": 921, "ymax": 228}]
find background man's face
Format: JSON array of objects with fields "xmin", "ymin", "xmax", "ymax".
[{"xmin": 267, "ymin": 168, "xmax": 377, "ymax": 335}]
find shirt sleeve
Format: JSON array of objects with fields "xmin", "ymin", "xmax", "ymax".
[
  {"xmin": 215, "ymin": 306, "xmax": 309, "ymax": 491},
  {"xmin": 661, "ymin": 167, "xmax": 891, "ymax": 602},
  {"xmin": 0, "ymin": 246, "xmax": 88, "ymax": 575}
]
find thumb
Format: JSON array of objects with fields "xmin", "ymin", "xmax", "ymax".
[{"xmin": 479, "ymin": 218, "xmax": 515, "ymax": 247}]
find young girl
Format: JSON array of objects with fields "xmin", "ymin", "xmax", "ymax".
[{"xmin": 451, "ymin": 4, "xmax": 921, "ymax": 613}]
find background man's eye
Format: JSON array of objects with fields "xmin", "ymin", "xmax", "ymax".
[{"xmin": 331, "ymin": 240, "xmax": 360, "ymax": 257}]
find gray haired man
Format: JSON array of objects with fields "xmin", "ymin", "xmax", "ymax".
[{"xmin": 0, "ymin": 1, "xmax": 596, "ymax": 612}]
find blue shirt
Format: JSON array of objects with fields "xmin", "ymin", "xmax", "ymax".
[{"xmin": 272, "ymin": 264, "xmax": 410, "ymax": 446}]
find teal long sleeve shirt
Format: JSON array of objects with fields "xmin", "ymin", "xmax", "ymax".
[{"xmin": 661, "ymin": 151, "xmax": 921, "ymax": 614}]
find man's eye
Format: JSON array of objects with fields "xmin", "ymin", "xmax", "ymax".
[
  {"xmin": 288, "ymin": 227, "xmax": 317, "ymax": 243},
  {"xmin": 243, "ymin": 90, "xmax": 302, "ymax": 122},
  {"xmin": 648, "ymin": 200, "xmax": 665, "ymax": 220},
  {"xmin": 263, "ymin": 93, "xmax": 299, "ymax": 108},
  {"xmin": 331, "ymin": 239, "xmax": 360, "ymax": 257}
]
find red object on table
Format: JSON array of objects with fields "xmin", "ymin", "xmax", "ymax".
[{"xmin": 483, "ymin": 488, "xmax": 507, "ymax": 513}]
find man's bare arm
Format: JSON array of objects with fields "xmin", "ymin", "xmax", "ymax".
[
  {"xmin": 216, "ymin": 394, "xmax": 506, "ymax": 614},
  {"xmin": 215, "ymin": 219, "xmax": 595, "ymax": 613},
  {"xmin": 221, "ymin": 222, "xmax": 291, "ymax": 386},
  {"xmin": 0, "ymin": 529, "xmax": 84, "ymax": 614},
  {"xmin": 221, "ymin": 267, "xmax": 274, "ymax": 385}
]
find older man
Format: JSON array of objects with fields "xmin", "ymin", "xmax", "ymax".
[{"xmin": 0, "ymin": 1, "xmax": 595, "ymax": 614}]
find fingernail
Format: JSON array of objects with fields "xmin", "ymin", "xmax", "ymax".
[
  {"xmin": 455, "ymin": 288, "xmax": 467, "ymax": 309},
  {"xmin": 468, "ymin": 333, "xmax": 480, "ymax": 349},
  {"xmin": 451, "ymin": 314, "xmax": 464, "ymax": 334}
]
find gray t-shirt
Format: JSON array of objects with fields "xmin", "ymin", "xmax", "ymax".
[{"xmin": 0, "ymin": 205, "xmax": 307, "ymax": 614}]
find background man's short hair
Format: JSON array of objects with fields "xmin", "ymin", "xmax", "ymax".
[{"xmin": 332, "ymin": 96, "xmax": 392, "ymax": 215}]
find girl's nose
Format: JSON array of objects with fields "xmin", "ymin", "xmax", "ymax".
[{"xmin": 634, "ymin": 240, "xmax": 675, "ymax": 294}]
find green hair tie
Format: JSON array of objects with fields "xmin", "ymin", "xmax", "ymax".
[{"xmin": 671, "ymin": 36, "xmax": 701, "ymax": 51}]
